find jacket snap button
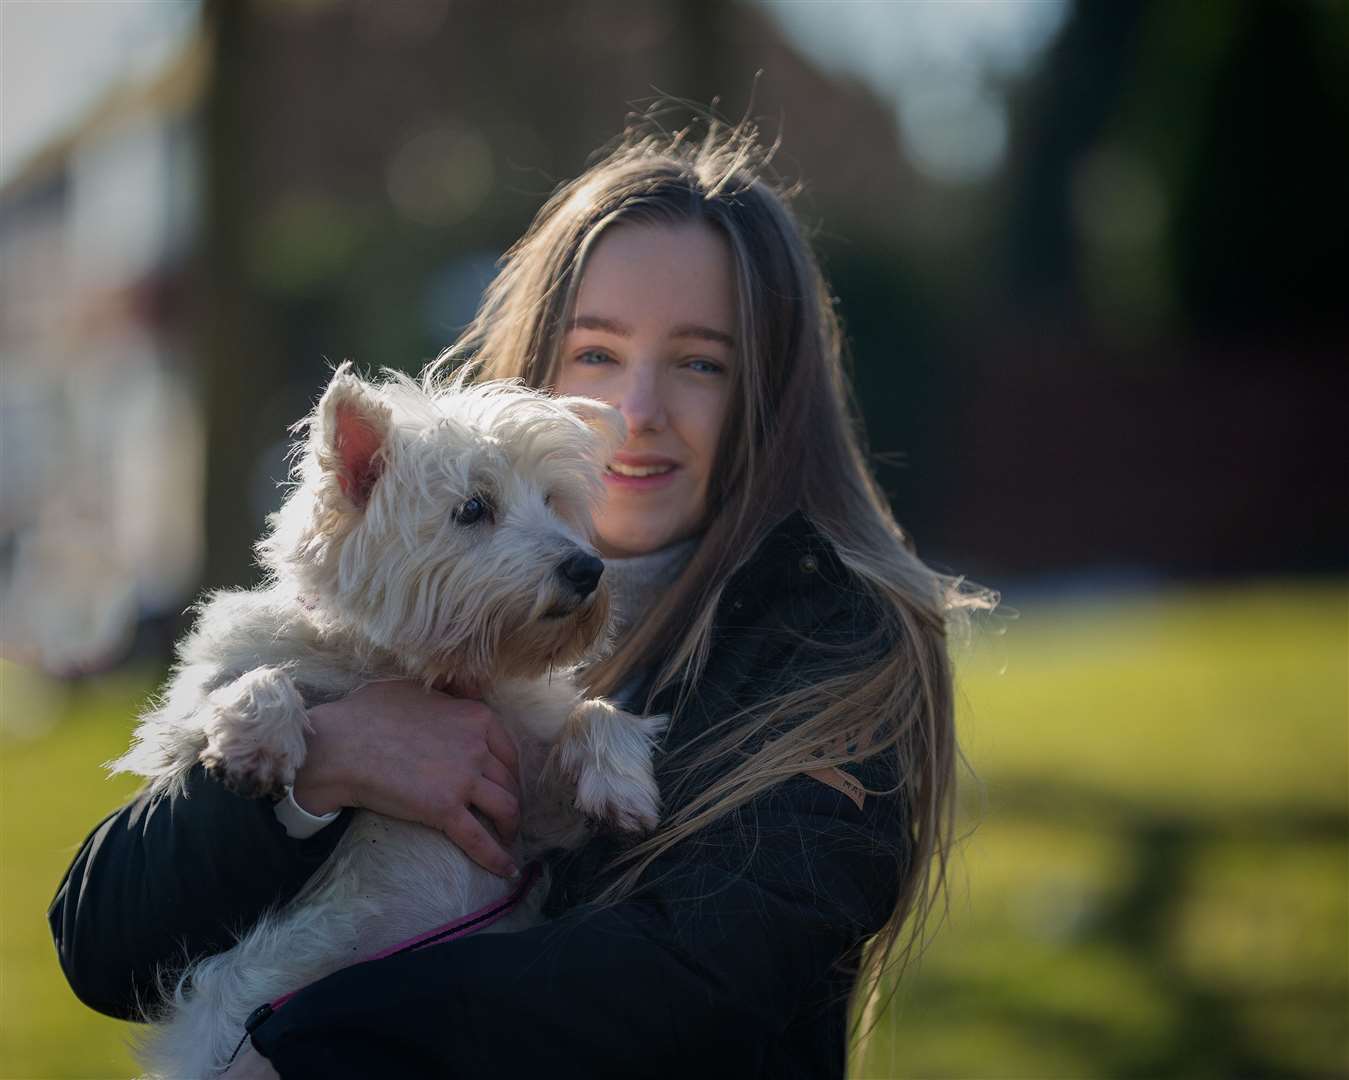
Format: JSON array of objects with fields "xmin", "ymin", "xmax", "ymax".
[{"xmin": 799, "ymin": 555, "xmax": 818, "ymax": 574}]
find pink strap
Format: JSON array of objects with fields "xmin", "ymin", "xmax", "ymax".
[{"xmin": 268, "ymin": 862, "xmax": 541, "ymax": 1011}]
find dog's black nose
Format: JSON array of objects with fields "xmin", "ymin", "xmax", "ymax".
[{"xmin": 558, "ymin": 552, "xmax": 604, "ymax": 597}]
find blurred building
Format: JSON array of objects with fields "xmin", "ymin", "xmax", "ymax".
[{"xmin": 0, "ymin": 37, "xmax": 208, "ymax": 673}]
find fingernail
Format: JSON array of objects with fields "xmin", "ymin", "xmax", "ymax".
[{"xmin": 507, "ymin": 864, "xmax": 520, "ymax": 880}]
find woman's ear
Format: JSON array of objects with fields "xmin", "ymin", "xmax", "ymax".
[
  {"xmin": 315, "ymin": 363, "xmax": 392, "ymax": 509},
  {"xmin": 556, "ymin": 396, "xmax": 626, "ymax": 458}
]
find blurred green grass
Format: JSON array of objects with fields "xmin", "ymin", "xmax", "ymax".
[
  {"xmin": 1, "ymin": 671, "xmax": 148, "ymax": 1078},
  {"xmin": 2, "ymin": 580, "xmax": 1345, "ymax": 1078},
  {"xmin": 856, "ymin": 580, "xmax": 1348, "ymax": 1079}
]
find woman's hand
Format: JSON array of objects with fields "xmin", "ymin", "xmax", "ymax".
[{"xmin": 292, "ymin": 681, "xmax": 522, "ymax": 878}]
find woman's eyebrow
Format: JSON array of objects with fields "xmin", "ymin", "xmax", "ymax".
[
  {"xmin": 568, "ymin": 314, "xmax": 735, "ymax": 349},
  {"xmin": 569, "ymin": 314, "xmax": 631, "ymax": 336},
  {"xmin": 669, "ymin": 324, "xmax": 735, "ymax": 348}
]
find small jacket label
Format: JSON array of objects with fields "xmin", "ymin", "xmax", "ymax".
[{"xmin": 803, "ymin": 766, "xmax": 866, "ymax": 811}]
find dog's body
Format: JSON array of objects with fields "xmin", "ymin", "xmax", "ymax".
[{"xmin": 113, "ymin": 367, "xmax": 662, "ymax": 1077}]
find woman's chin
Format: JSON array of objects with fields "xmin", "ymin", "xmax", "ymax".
[{"xmin": 595, "ymin": 518, "xmax": 688, "ymax": 558}]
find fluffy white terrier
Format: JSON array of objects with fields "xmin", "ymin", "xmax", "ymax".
[{"xmin": 113, "ymin": 365, "xmax": 664, "ymax": 1078}]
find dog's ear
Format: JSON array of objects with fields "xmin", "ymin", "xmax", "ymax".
[
  {"xmin": 316, "ymin": 364, "xmax": 392, "ymax": 509},
  {"xmin": 555, "ymin": 397, "xmax": 626, "ymax": 457}
]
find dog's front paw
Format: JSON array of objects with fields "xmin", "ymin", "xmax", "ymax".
[
  {"xmin": 199, "ymin": 668, "xmax": 309, "ymax": 799},
  {"xmin": 563, "ymin": 708, "xmax": 665, "ymax": 833},
  {"xmin": 574, "ymin": 760, "xmax": 661, "ymax": 833},
  {"xmin": 200, "ymin": 744, "xmax": 294, "ymax": 800}
]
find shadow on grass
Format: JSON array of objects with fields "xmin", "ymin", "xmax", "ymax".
[{"xmin": 914, "ymin": 778, "xmax": 1349, "ymax": 1078}]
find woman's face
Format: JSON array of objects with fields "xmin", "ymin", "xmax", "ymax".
[{"xmin": 554, "ymin": 221, "xmax": 736, "ymax": 558}]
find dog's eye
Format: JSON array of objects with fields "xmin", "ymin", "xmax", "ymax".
[{"xmin": 455, "ymin": 496, "xmax": 489, "ymax": 526}]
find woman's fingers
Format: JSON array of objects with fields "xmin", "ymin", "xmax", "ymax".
[
  {"xmin": 470, "ymin": 776, "xmax": 521, "ymax": 846},
  {"xmin": 447, "ymin": 808, "xmax": 518, "ymax": 880},
  {"xmin": 303, "ymin": 682, "xmax": 527, "ymax": 879},
  {"xmin": 483, "ymin": 718, "xmax": 520, "ymax": 782},
  {"xmin": 479, "ymin": 754, "xmax": 520, "ymax": 802}
]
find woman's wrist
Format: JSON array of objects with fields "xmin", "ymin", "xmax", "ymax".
[{"xmin": 291, "ymin": 702, "xmax": 354, "ymax": 816}]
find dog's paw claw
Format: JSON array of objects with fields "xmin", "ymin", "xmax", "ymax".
[
  {"xmin": 198, "ymin": 668, "xmax": 309, "ymax": 800},
  {"xmin": 573, "ymin": 771, "xmax": 661, "ymax": 834},
  {"xmin": 557, "ymin": 704, "xmax": 664, "ymax": 834},
  {"xmin": 199, "ymin": 746, "xmax": 295, "ymax": 799}
]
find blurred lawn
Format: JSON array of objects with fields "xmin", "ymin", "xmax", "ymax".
[
  {"xmin": 2, "ymin": 580, "xmax": 1345, "ymax": 1078},
  {"xmin": 1, "ymin": 671, "xmax": 148, "ymax": 1078},
  {"xmin": 857, "ymin": 579, "xmax": 1348, "ymax": 1079}
]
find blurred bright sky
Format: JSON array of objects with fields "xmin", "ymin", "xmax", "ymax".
[
  {"xmin": 760, "ymin": 0, "xmax": 1071, "ymax": 184},
  {"xmin": 0, "ymin": 0, "xmax": 200, "ymax": 185}
]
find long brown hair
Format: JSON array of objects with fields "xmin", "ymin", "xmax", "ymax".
[{"xmin": 428, "ymin": 114, "xmax": 994, "ymax": 1036}]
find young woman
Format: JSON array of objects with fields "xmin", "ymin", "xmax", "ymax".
[{"xmin": 50, "ymin": 119, "xmax": 990, "ymax": 1078}]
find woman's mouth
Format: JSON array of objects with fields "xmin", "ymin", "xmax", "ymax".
[
  {"xmin": 605, "ymin": 458, "xmax": 679, "ymax": 490},
  {"xmin": 608, "ymin": 461, "xmax": 674, "ymax": 478}
]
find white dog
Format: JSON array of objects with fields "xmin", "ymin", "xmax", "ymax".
[{"xmin": 113, "ymin": 365, "xmax": 664, "ymax": 1078}]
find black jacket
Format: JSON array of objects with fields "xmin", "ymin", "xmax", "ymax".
[{"xmin": 49, "ymin": 512, "xmax": 908, "ymax": 1079}]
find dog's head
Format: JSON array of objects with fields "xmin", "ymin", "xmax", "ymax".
[{"xmin": 260, "ymin": 363, "xmax": 625, "ymax": 684}]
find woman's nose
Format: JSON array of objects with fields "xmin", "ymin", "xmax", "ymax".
[{"xmin": 616, "ymin": 365, "xmax": 666, "ymax": 434}]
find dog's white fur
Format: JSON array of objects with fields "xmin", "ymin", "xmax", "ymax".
[{"xmin": 112, "ymin": 365, "xmax": 664, "ymax": 1078}]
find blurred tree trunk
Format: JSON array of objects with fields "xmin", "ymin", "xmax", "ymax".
[
  {"xmin": 200, "ymin": 0, "xmax": 271, "ymax": 589},
  {"xmin": 1004, "ymin": 0, "xmax": 1147, "ymax": 308},
  {"xmin": 675, "ymin": 0, "xmax": 725, "ymax": 109}
]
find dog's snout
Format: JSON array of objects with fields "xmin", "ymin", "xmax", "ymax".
[{"xmin": 558, "ymin": 552, "xmax": 604, "ymax": 597}]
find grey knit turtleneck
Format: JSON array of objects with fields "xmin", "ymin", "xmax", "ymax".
[
  {"xmin": 600, "ymin": 537, "xmax": 699, "ymax": 642},
  {"xmin": 594, "ymin": 538, "xmax": 698, "ymax": 710}
]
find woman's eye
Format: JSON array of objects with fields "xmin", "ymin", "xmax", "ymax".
[
  {"xmin": 686, "ymin": 357, "xmax": 724, "ymax": 375},
  {"xmin": 576, "ymin": 349, "xmax": 613, "ymax": 366},
  {"xmin": 455, "ymin": 496, "xmax": 490, "ymax": 526}
]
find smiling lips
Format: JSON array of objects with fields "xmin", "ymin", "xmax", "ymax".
[{"xmin": 606, "ymin": 453, "xmax": 679, "ymax": 489}]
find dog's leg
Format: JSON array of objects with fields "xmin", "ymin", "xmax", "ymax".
[
  {"xmin": 553, "ymin": 699, "xmax": 666, "ymax": 832},
  {"xmin": 199, "ymin": 666, "xmax": 311, "ymax": 799}
]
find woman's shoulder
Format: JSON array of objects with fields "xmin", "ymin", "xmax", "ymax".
[
  {"xmin": 672, "ymin": 511, "xmax": 899, "ymax": 725},
  {"xmin": 687, "ymin": 514, "xmax": 908, "ymax": 823},
  {"xmin": 722, "ymin": 510, "xmax": 889, "ymax": 649},
  {"xmin": 725, "ymin": 510, "xmax": 842, "ymax": 587}
]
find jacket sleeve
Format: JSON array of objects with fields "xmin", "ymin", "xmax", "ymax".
[
  {"xmin": 48, "ymin": 765, "xmax": 351, "ymax": 1020},
  {"xmin": 249, "ymin": 771, "xmax": 904, "ymax": 1078}
]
